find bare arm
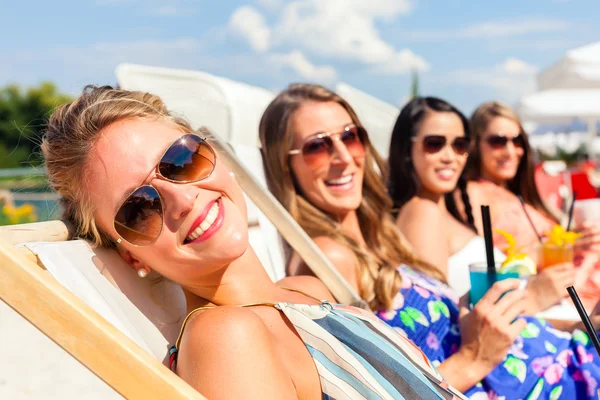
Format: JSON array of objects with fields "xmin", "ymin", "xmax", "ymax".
[
  {"xmin": 396, "ymin": 199, "xmax": 450, "ymax": 277},
  {"xmin": 177, "ymin": 307, "xmax": 297, "ymax": 399}
]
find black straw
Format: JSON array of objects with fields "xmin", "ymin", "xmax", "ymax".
[
  {"xmin": 518, "ymin": 195, "xmax": 542, "ymax": 243},
  {"xmin": 481, "ymin": 205, "xmax": 496, "ymax": 275},
  {"xmin": 566, "ymin": 191, "xmax": 578, "ymax": 231},
  {"xmin": 567, "ymin": 286, "xmax": 600, "ymax": 357}
]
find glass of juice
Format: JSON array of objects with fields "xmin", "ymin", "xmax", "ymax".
[
  {"xmin": 537, "ymin": 241, "xmax": 574, "ymax": 271},
  {"xmin": 468, "ymin": 262, "xmax": 520, "ymax": 306}
]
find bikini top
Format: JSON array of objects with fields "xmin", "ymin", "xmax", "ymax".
[{"xmin": 169, "ymin": 288, "xmax": 466, "ymax": 399}]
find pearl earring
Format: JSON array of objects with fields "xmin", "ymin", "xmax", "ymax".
[{"xmin": 138, "ymin": 268, "xmax": 149, "ymax": 278}]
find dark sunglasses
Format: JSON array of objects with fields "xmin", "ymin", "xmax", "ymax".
[
  {"xmin": 485, "ymin": 134, "xmax": 525, "ymax": 150},
  {"xmin": 414, "ymin": 135, "xmax": 470, "ymax": 156},
  {"xmin": 114, "ymin": 132, "xmax": 217, "ymax": 246},
  {"xmin": 288, "ymin": 125, "xmax": 367, "ymax": 169}
]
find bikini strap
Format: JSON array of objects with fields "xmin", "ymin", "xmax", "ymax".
[{"xmin": 169, "ymin": 286, "xmax": 326, "ymax": 371}]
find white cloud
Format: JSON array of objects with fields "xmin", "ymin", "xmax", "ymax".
[
  {"xmin": 256, "ymin": 0, "xmax": 283, "ymax": 12},
  {"xmin": 270, "ymin": 50, "xmax": 337, "ymax": 83},
  {"xmin": 500, "ymin": 57, "xmax": 538, "ymax": 74},
  {"xmin": 403, "ymin": 17, "xmax": 571, "ymax": 41},
  {"xmin": 228, "ymin": 6, "xmax": 271, "ymax": 52},
  {"xmin": 228, "ymin": 0, "xmax": 425, "ymax": 75},
  {"xmin": 374, "ymin": 49, "xmax": 430, "ymax": 74},
  {"xmin": 447, "ymin": 57, "xmax": 539, "ymax": 100}
]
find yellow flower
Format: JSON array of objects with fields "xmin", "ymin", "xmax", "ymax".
[
  {"xmin": 546, "ymin": 225, "xmax": 582, "ymax": 246},
  {"xmin": 495, "ymin": 229, "xmax": 527, "ymax": 267}
]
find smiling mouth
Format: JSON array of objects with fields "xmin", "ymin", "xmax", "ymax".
[
  {"xmin": 436, "ymin": 169, "xmax": 456, "ymax": 180},
  {"xmin": 325, "ymin": 174, "xmax": 353, "ymax": 186},
  {"xmin": 184, "ymin": 198, "xmax": 222, "ymax": 244}
]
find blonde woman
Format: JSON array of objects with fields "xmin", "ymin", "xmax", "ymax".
[
  {"xmin": 41, "ymin": 85, "xmax": 467, "ymax": 399},
  {"xmin": 465, "ymin": 101, "xmax": 600, "ymax": 310},
  {"xmin": 260, "ymin": 84, "xmax": 600, "ymax": 399}
]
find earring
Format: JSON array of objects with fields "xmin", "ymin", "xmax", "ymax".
[{"xmin": 138, "ymin": 268, "xmax": 149, "ymax": 278}]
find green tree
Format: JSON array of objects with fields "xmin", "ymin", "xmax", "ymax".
[
  {"xmin": 0, "ymin": 82, "xmax": 72, "ymax": 168},
  {"xmin": 410, "ymin": 70, "xmax": 420, "ymax": 99}
]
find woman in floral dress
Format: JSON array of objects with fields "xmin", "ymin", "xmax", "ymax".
[{"xmin": 259, "ymin": 84, "xmax": 600, "ymax": 399}]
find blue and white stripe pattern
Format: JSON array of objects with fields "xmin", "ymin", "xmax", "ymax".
[{"xmin": 275, "ymin": 301, "xmax": 466, "ymax": 399}]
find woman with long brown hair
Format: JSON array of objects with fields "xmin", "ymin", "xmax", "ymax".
[
  {"xmin": 465, "ymin": 101, "xmax": 600, "ymax": 308},
  {"xmin": 259, "ymin": 84, "xmax": 600, "ymax": 398}
]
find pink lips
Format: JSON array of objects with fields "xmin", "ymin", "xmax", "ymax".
[{"xmin": 184, "ymin": 198, "xmax": 224, "ymax": 245}]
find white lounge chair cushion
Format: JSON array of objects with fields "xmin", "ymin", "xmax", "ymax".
[{"xmin": 20, "ymin": 240, "xmax": 185, "ymax": 364}]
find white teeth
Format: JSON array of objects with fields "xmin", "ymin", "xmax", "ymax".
[
  {"xmin": 186, "ymin": 201, "xmax": 220, "ymax": 241},
  {"xmin": 437, "ymin": 169, "xmax": 455, "ymax": 179},
  {"xmin": 326, "ymin": 175, "xmax": 353, "ymax": 185}
]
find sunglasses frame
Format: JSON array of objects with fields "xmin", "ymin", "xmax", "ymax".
[
  {"xmin": 288, "ymin": 124, "xmax": 368, "ymax": 164},
  {"xmin": 484, "ymin": 133, "xmax": 525, "ymax": 149},
  {"xmin": 412, "ymin": 134, "xmax": 471, "ymax": 156},
  {"xmin": 113, "ymin": 130, "xmax": 217, "ymax": 247}
]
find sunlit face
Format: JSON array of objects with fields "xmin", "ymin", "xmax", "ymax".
[
  {"xmin": 411, "ymin": 111, "xmax": 468, "ymax": 196},
  {"xmin": 288, "ymin": 101, "xmax": 365, "ymax": 219},
  {"xmin": 479, "ymin": 116, "xmax": 525, "ymax": 185},
  {"xmin": 86, "ymin": 118, "xmax": 249, "ymax": 285}
]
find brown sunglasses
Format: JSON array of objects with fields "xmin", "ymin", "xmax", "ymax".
[
  {"xmin": 413, "ymin": 135, "xmax": 470, "ymax": 156},
  {"xmin": 485, "ymin": 133, "xmax": 525, "ymax": 150},
  {"xmin": 288, "ymin": 125, "xmax": 367, "ymax": 169},
  {"xmin": 114, "ymin": 131, "xmax": 217, "ymax": 246}
]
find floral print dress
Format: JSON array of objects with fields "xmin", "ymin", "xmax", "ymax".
[{"xmin": 376, "ymin": 266, "xmax": 600, "ymax": 399}]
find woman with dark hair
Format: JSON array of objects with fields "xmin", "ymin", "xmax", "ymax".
[
  {"xmin": 388, "ymin": 97, "xmax": 571, "ymax": 310},
  {"xmin": 261, "ymin": 86, "xmax": 600, "ymax": 399},
  {"xmin": 465, "ymin": 101, "xmax": 600, "ymax": 309}
]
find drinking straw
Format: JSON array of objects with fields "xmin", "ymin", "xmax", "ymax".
[
  {"xmin": 566, "ymin": 191, "xmax": 578, "ymax": 231},
  {"xmin": 480, "ymin": 205, "xmax": 496, "ymax": 275},
  {"xmin": 567, "ymin": 286, "xmax": 600, "ymax": 357},
  {"xmin": 517, "ymin": 195, "xmax": 542, "ymax": 243}
]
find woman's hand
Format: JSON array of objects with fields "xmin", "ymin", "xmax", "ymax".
[
  {"xmin": 525, "ymin": 263, "xmax": 575, "ymax": 313},
  {"xmin": 458, "ymin": 279, "xmax": 528, "ymax": 375},
  {"xmin": 575, "ymin": 222, "xmax": 600, "ymax": 252}
]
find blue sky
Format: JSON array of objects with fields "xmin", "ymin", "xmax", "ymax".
[{"xmin": 1, "ymin": 0, "xmax": 598, "ymax": 114}]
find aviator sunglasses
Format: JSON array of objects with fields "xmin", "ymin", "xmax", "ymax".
[
  {"xmin": 288, "ymin": 125, "xmax": 367, "ymax": 169},
  {"xmin": 413, "ymin": 135, "xmax": 470, "ymax": 156},
  {"xmin": 113, "ymin": 131, "xmax": 217, "ymax": 246},
  {"xmin": 485, "ymin": 133, "xmax": 525, "ymax": 150}
]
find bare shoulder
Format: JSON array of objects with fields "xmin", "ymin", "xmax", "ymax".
[
  {"xmin": 466, "ymin": 180, "xmax": 491, "ymax": 202},
  {"xmin": 178, "ymin": 306, "xmax": 271, "ymax": 359},
  {"xmin": 176, "ymin": 306, "xmax": 293, "ymax": 396},
  {"xmin": 312, "ymin": 236, "xmax": 356, "ymax": 263},
  {"xmin": 277, "ymin": 275, "xmax": 335, "ymax": 302},
  {"xmin": 399, "ymin": 197, "xmax": 444, "ymax": 226}
]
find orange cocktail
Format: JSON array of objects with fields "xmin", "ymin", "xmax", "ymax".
[
  {"xmin": 537, "ymin": 241, "xmax": 574, "ymax": 270},
  {"xmin": 537, "ymin": 225, "xmax": 580, "ymax": 270}
]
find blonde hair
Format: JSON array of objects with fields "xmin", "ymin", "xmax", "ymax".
[
  {"xmin": 466, "ymin": 101, "xmax": 559, "ymax": 222},
  {"xmin": 42, "ymin": 85, "xmax": 194, "ymax": 247},
  {"xmin": 259, "ymin": 83, "xmax": 442, "ymax": 311}
]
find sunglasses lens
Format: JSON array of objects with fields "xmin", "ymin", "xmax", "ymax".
[
  {"xmin": 513, "ymin": 134, "xmax": 525, "ymax": 148},
  {"xmin": 487, "ymin": 135, "xmax": 508, "ymax": 149},
  {"xmin": 115, "ymin": 186, "xmax": 163, "ymax": 246},
  {"xmin": 452, "ymin": 137, "xmax": 470, "ymax": 155},
  {"xmin": 301, "ymin": 136, "xmax": 333, "ymax": 167},
  {"xmin": 159, "ymin": 134, "xmax": 216, "ymax": 182},
  {"xmin": 422, "ymin": 136, "xmax": 447, "ymax": 153},
  {"xmin": 340, "ymin": 126, "xmax": 366, "ymax": 156}
]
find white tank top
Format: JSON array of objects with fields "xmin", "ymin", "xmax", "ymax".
[{"xmin": 447, "ymin": 236, "xmax": 507, "ymax": 297}]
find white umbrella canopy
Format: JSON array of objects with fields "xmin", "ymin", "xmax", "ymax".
[
  {"xmin": 538, "ymin": 41, "xmax": 600, "ymax": 90},
  {"xmin": 335, "ymin": 82, "xmax": 399, "ymax": 158},
  {"xmin": 519, "ymin": 88, "xmax": 600, "ymax": 124}
]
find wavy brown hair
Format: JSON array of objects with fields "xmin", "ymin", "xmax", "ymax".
[
  {"xmin": 42, "ymin": 85, "xmax": 194, "ymax": 248},
  {"xmin": 465, "ymin": 101, "xmax": 559, "ymax": 223},
  {"xmin": 259, "ymin": 83, "xmax": 443, "ymax": 311}
]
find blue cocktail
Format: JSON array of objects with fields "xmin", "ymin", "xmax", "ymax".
[{"xmin": 469, "ymin": 262, "xmax": 520, "ymax": 306}]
